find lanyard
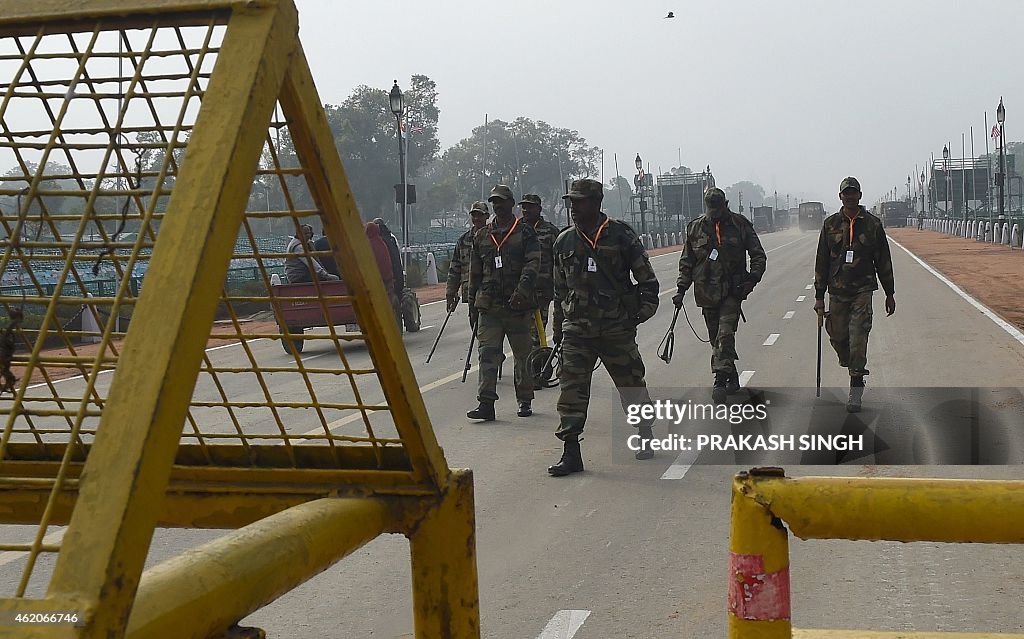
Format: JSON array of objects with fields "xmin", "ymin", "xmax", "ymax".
[
  {"xmin": 843, "ymin": 212, "xmax": 857, "ymax": 246},
  {"xmin": 714, "ymin": 221, "xmax": 722, "ymax": 246},
  {"xmin": 490, "ymin": 216, "xmax": 521, "ymax": 252},
  {"xmin": 576, "ymin": 217, "xmax": 610, "ymax": 250}
]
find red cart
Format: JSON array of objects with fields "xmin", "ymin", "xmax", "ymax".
[{"xmin": 272, "ymin": 281, "xmax": 357, "ymax": 353}]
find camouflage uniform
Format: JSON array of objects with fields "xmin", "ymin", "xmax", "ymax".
[
  {"xmin": 446, "ymin": 202, "xmax": 488, "ymax": 319},
  {"xmin": 676, "ymin": 208, "xmax": 767, "ymax": 376},
  {"xmin": 469, "ymin": 204, "xmax": 541, "ymax": 405},
  {"xmin": 553, "ymin": 200, "xmax": 659, "ymax": 441},
  {"xmin": 814, "ymin": 204, "xmax": 895, "ymax": 378},
  {"xmin": 521, "ymin": 194, "xmax": 563, "ymax": 347}
]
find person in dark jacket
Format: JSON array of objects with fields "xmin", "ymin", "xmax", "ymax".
[
  {"xmin": 313, "ymin": 227, "xmax": 340, "ymax": 277},
  {"xmin": 372, "ymin": 217, "xmax": 405, "ymax": 296},
  {"xmin": 365, "ymin": 221, "xmax": 395, "ymax": 292},
  {"xmin": 813, "ymin": 176, "xmax": 896, "ymax": 413}
]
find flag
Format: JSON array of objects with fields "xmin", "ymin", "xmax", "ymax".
[
  {"xmin": 409, "ymin": 124, "xmax": 424, "ymax": 134},
  {"xmin": 992, "ymin": 125, "xmax": 1000, "ymax": 141}
]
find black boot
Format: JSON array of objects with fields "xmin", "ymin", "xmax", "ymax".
[
  {"xmin": 517, "ymin": 401, "xmax": 532, "ymax": 417},
  {"xmin": 635, "ymin": 423, "xmax": 655, "ymax": 460},
  {"xmin": 726, "ymin": 371, "xmax": 741, "ymax": 395},
  {"xmin": 548, "ymin": 438, "xmax": 584, "ymax": 476},
  {"xmin": 467, "ymin": 401, "xmax": 495, "ymax": 421},
  {"xmin": 712, "ymin": 373, "xmax": 728, "ymax": 403},
  {"xmin": 847, "ymin": 376, "xmax": 865, "ymax": 413}
]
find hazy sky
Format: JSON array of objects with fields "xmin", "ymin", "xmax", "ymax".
[{"xmin": 292, "ymin": 0, "xmax": 1023, "ymax": 206}]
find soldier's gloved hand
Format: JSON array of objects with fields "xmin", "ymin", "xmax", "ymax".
[
  {"xmin": 735, "ymin": 279, "xmax": 755, "ymax": 300},
  {"xmin": 446, "ymin": 295, "xmax": 459, "ymax": 313},
  {"xmin": 469, "ymin": 303, "xmax": 479, "ymax": 329},
  {"xmin": 813, "ymin": 299, "xmax": 825, "ymax": 319},
  {"xmin": 672, "ymin": 289, "xmax": 686, "ymax": 308},
  {"xmin": 508, "ymin": 291, "xmax": 529, "ymax": 310}
]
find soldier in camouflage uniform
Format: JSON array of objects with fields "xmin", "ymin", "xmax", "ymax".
[
  {"xmin": 673, "ymin": 187, "xmax": 767, "ymax": 403},
  {"xmin": 519, "ymin": 193, "xmax": 562, "ymax": 351},
  {"xmin": 548, "ymin": 179, "xmax": 660, "ymax": 477},
  {"xmin": 446, "ymin": 201, "xmax": 489, "ymax": 327},
  {"xmin": 467, "ymin": 185, "xmax": 541, "ymax": 421},
  {"xmin": 813, "ymin": 177, "xmax": 896, "ymax": 413}
]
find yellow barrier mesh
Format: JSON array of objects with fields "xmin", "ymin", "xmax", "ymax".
[
  {"xmin": 0, "ymin": 18, "xmax": 227, "ymax": 596},
  {"xmin": 0, "ymin": 11, "xmax": 422, "ymax": 599}
]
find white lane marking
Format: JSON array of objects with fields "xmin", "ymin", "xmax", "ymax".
[
  {"xmin": 421, "ymin": 298, "xmax": 445, "ymax": 307},
  {"xmin": 805, "ymin": 284, "xmax": 813, "ymax": 290},
  {"xmin": 27, "ymin": 338, "xmax": 270, "ymax": 390},
  {"xmin": 738, "ymin": 370, "xmax": 755, "ymax": 387},
  {"xmin": 301, "ymin": 349, "xmax": 514, "ymax": 436},
  {"xmin": 419, "ymin": 325, "xmax": 435, "ymax": 331},
  {"xmin": 0, "ymin": 527, "xmax": 65, "ymax": 567},
  {"xmin": 762, "ymin": 333, "xmax": 780, "ymax": 346},
  {"xmin": 783, "ymin": 311, "xmax": 795, "ymax": 320},
  {"xmin": 765, "ymin": 236, "xmax": 812, "ymax": 254},
  {"xmin": 537, "ymin": 609, "xmax": 591, "ymax": 639},
  {"xmin": 301, "ymin": 351, "xmax": 329, "ymax": 363},
  {"xmin": 661, "ymin": 449, "xmax": 699, "ymax": 480},
  {"xmin": 650, "ymin": 250, "xmax": 682, "ymax": 260},
  {"xmin": 891, "ymin": 238, "xmax": 1024, "ymax": 347},
  {"xmin": 796, "ymin": 295, "xmax": 806, "ymax": 302}
]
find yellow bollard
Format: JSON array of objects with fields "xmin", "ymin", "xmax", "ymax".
[{"xmin": 729, "ymin": 469, "xmax": 791, "ymax": 639}]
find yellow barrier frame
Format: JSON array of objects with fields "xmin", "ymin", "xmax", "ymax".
[
  {"xmin": 0, "ymin": 1, "xmax": 479, "ymax": 637},
  {"xmin": 730, "ymin": 467, "xmax": 1024, "ymax": 639}
]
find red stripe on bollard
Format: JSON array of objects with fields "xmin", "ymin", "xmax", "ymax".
[{"xmin": 728, "ymin": 552, "xmax": 791, "ymax": 621}]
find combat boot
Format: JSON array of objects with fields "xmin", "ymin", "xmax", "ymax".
[
  {"xmin": 847, "ymin": 376, "xmax": 865, "ymax": 413},
  {"xmin": 548, "ymin": 437, "xmax": 584, "ymax": 476},
  {"xmin": 635, "ymin": 422, "xmax": 655, "ymax": 460},
  {"xmin": 712, "ymin": 373, "xmax": 728, "ymax": 404},
  {"xmin": 517, "ymin": 401, "xmax": 532, "ymax": 417},
  {"xmin": 726, "ymin": 371, "xmax": 741, "ymax": 395},
  {"xmin": 467, "ymin": 401, "xmax": 495, "ymax": 421}
]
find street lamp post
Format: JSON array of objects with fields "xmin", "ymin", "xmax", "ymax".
[
  {"xmin": 943, "ymin": 144, "xmax": 951, "ymax": 219},
  {"xmin": 919, "ymin": 170, "xmax": 926, "ymax": 216},
  {"xmin": 997, "ymin": 97, "xmax": 1006, "ymax": 222},
  {"xmin": 635, "ymin": 153, "xmax": 647, "ymax": 236},
  {"xmin": 389, "ymin": 80, "xmax": 408, "ymax": 271}
]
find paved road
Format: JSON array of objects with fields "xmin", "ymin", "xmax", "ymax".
[{"xmin": 3, "ymin": 227, "xmax": 1024, "ymax": 637}]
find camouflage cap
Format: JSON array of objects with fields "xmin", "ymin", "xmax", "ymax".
[
  {"xmin": 488, "ymin": 184, "xmax": 514, "ymax": 201},
  {"xmin": 561, "ymin": 178, "xmax": 603, "ymax": 200},
  {"xmin": 519, "ymin": 194, "xmax": 542, "ymax": 207},
  {"xmin": 704, "ymin": 187, "xmax": 727, "ymax": 205},
  {"xmin": 469, "ymin": 201, "xmax": 489, "ymax": 215},
  {"xmin": 840, "ymin": 176, "xmax": 862, "ymax": 193}
]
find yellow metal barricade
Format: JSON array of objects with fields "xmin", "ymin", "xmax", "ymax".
[
  {"xmin": 729, "ymin": 467, "xmax": 1024, "ymax": 639},
  {"xmin": 0, "ymin": 1, "xmax": 478, "ymax": 637}
]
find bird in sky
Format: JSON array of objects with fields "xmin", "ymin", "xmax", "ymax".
[{"xmin": 665, "ymin": 11, "xmax": 675, "ymax": 18}]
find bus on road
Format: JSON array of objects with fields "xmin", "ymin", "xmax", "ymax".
[
  {"xmin": 879, "ymin": 200, "xmax": 911, "ymax": 228},
  {"xmin": 798, "ymin": 201, "xmax": 826, "ymax": 232}
]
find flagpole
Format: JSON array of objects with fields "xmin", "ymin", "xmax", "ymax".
[
  {"xmin": 480, "ymin": 114, "xmax": 488, "ymax": 200},
  {"xmin": 985, "ymin": 111, "xmax": 992, "ymax": 223},
  {"xmin": 613, "ymin": 153, "xmax": 626, "ymax": 223},
  {"xmin": 970, "ymin": 125, "xmax": 976, "ymax": 214}
]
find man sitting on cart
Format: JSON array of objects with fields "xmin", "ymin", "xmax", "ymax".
[{"xmin": 286, "ymin": 224, "xmax": 339, "ymax": 283}]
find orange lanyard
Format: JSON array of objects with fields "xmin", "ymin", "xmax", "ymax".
[
  {"xmin": 714, "ymin": 221, "xmax": 722, "ymax": 246},
  {"xmin": 577, "ymin": 217, "xmax": 610, "ymax": 250},
  {"xmin": 490, "ymin": 216, "xmax": 521, "ymax": 252},
  {"xmin": 844, "ymin": 213, "xmax": 856, "ymax": 246}
]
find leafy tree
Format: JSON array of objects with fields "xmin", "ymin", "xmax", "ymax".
[
  {"xmin": 723, "ymin": 180, "xmax": 767, "ymax": 212},
  {"xmin": 436, "ymin": 117, "xmax": 600, "ymax": 219}
]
